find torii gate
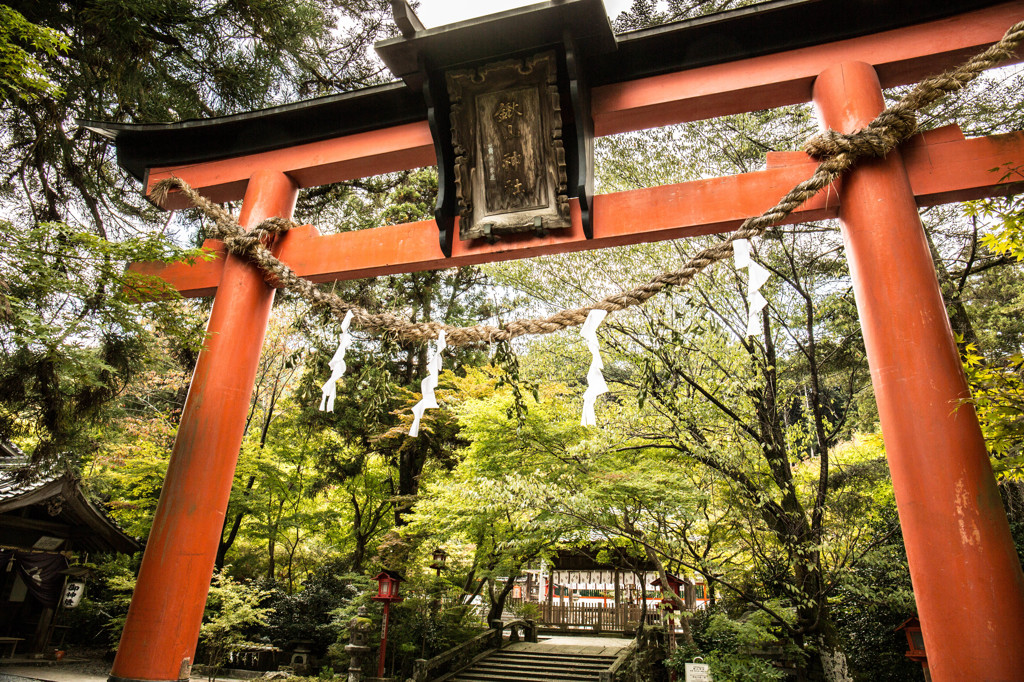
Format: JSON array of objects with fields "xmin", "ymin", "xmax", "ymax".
[{"xmin": 85, "ymin": 1, "xmax": 1024, "ymax": 680}]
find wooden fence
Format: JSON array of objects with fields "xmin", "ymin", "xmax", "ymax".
[{"xmin": 507, "ymin": 597, "xmax": 664, "ymax": 632}]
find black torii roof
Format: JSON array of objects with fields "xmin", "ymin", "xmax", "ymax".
[{"xmin": 81, "ymin": 0, "xmax": 1004, "ymax": 183}]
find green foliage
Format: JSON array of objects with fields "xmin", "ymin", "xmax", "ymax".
[
  {"xmin": 667, "ymin": 609, "xmax": 792, "ymax": 682},
  {"xmin": 962, "ymin": 344, "xmax": 1024, "ymax": 479},
  {"xmin": 4, "ymin": 0, "xmax": 394, "ymax": 237},
  {"xmin": 957, "ymin": 194, "xmax": 1024, "ymax": 479},
  {"xmin": 831, "ymin": 504, "xmax": 920, "ymax": 682},
  {"xmin": 0, "ymin": 5, "xmax": 68, "ymax": 101},
  {"xmin": 972, "ymin": 192, "xmax": 1024, "ymax": 262},
  {"xmin": 703, "ymin": 651, "xmax": 786, "ymax": 682},
  {"xmin": 384, "ymin": 597, "xmax": 484, "ymax": 677},
  {"xmin": 200, "ymin": 569, "xmax": 274, "ymax": 679},
  {"xmin": 67, "ymin": 554, "xmax": 143, "ymax": 649},
  {"xmin": 261, "ymin": 558, "xmax": 368, "ymax": 655},
  {"xmin": 0, "ymin": 219, "xmax": 205, "ymax": 461},
  {"xmin": 491, "ymin": 341, "xmax": 539, "ymax": 424}
]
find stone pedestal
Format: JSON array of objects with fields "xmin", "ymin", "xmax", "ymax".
[{"xmin": 346, "ymin": 607, "xmax": 373, "ymax": 682}]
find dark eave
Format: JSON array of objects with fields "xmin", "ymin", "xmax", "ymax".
[
  {"xmin": 595, "ymin": 0, "xmax": 1008, "ymax": 85},
  {"xmin": 80, "ymin": 0, "xmax": 1006, "ymax": 183},
  {"xmin": 0, "ymin": 463, "xmax": 142, "ymax": 554},
  {"xmin": 81, "ymin": 82, "xmax": 426, "ymax": 182},
  {"xmin": 374, "ymin": 0, "xmax": 617, "ymax": 83}
]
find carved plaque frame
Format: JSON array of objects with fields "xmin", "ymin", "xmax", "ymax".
[{"xmin": 446, "ymin": 51, "xmax": 570, "ymax": 242}]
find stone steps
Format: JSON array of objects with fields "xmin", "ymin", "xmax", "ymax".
[{"xmin": 450, "ymin": 649, "xmax": 617, "ymax": 681}]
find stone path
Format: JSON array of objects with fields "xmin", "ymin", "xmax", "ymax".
[
  {"xmin": 504, "ymin": 635, "xmax": 632, "ymax": 657},
  {"xmin": 0, "ymin": 664, "xmax": 109, "ymax": 682}
]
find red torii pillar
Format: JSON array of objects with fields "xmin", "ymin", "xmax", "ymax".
[
  {"xmin": 110, "ymin": 170, "xmax": 298, "ymax": 682},
  {"xmin": 814, "ymin": 62, "xmax": 1024, "ymax": 679}
]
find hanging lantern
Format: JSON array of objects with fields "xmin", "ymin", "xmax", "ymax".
[{"xmin": 62, "ymin": 580, "xmax": 86, "ymax": 609}]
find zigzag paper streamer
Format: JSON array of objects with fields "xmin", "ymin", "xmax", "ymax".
[
  {"xmin": 410, "ymin": 330, "xmax": 447, "ymax": 437},
  {"xmin": 746, "ymin": 262, "xmax": 770, "ymax": 336},
  {"xmin": 733, "ymin": 238, "xmax": 769, "ymax": 337},
  {"xmin": 580, "ymin": 309, "xmax": 609, "ymax": 427},
  {"xmin": 733, "ymin": 238, "xmax": 751, "ymax": 269},
  {"xmin": 319, "ymin": 311, "xmax": 355, "ymax": 412}
]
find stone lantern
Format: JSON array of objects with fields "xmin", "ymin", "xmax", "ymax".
[
  {"xmin": 345, "ymin": 606, "xmax": 372, "ymax": 682},
  {"xmin": 429, "ymin": 548, "xmax": 448, "ymax": 578}
]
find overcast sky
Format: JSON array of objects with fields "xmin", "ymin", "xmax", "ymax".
[{"xmin": 414, "ymin": 0, "xmax": 635, "ymax": 27}]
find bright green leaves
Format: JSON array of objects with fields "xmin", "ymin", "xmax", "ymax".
[
  {"xmin": 0, "ymin": 5, "xmax": 68, "ymax": 102},
  {"xmin": 969, "ymin": 193, "xmax": 1024, "ymax": 262},
  {"xmin": 962, "ymin": 343, "xmax": 1024, "ymax": 479},
  {"xmin": 0, "ymin": 219, "xmax": 205, "ymax": 460},
  {"xmin": 200, "ymin": 569, "xmax": 275, "ymax": 675}
]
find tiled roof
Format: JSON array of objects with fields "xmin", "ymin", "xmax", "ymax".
[
  {"xmin": 0, "ymin": 440, "xmax": 142, "ymax": 554},
  {"xmin": 0, "ymin": 440, "xmax": 59, "ymax": 505}
]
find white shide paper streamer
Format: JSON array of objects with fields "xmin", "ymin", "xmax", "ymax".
[
  {"xmin": 409, "ymin": 330, "xmax": 447, "ymax": 437},
  {"xmin": 733, "ymin": 238, "xmax": 769, "ymax": 337},
  {"xmin": 319, "ymin": 311, "xmax": 355, "ymax": 412},
  {"xmin": 580, "ymin": 309, "xmax": 609, "ymax": 427}
]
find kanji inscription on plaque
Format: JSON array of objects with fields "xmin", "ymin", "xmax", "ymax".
[{"xmin": 447, "ymin": 51, "xmax": 570, "ymax": 242}]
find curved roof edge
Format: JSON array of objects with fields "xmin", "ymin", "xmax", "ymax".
[{"xmin": 81, "ymin": 0, "xmax": 1005, "ymax": 183}]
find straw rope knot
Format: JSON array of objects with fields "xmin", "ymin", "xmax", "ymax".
[
  {"xmin": 803, "ymin": 109, "xmax": 917, "ymax": 160},
  {"xmin": 144, "ymin": 17, "xmax": 1024, "ymax": 347}
]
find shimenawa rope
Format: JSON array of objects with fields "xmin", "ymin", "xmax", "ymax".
[{"xmin": 149, "ymin": 18, "xmax": 1024, "ymax": 347}]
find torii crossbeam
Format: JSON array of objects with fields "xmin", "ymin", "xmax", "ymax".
[{"xmin": 84, "ymin": 2, "xmax": 1024, "ymax": 680}]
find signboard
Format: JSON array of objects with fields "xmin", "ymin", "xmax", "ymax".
[
  {"xmin": 685, "ymin": 660, "xmax": 712, "ymax": 682},
  {"xmin": 447, "ymin": 51, "xmax": 570, "ymax": 242},
  {"xmin": 63, "ymin": 580, "xmax": 86, "ymax": 609}
]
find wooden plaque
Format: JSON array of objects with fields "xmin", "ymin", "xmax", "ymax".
[{"xmin": 447, "ymin": 51, "xmax": 570, "ymax": 242}]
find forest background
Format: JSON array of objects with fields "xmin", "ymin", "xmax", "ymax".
[{"xmin": 2, "ymin": 1, "xmax": 1024, "ymax": 681}]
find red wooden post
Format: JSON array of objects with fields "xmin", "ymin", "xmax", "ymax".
[
  {"xmin": 109, "ymin": 170, "xmax": 299, "ymax": 682},
  {"xmin": 813, "ymin": 61, "xmax": 1024, "ymax": 680},
  {"xmin": 378, "ymin": 601, "xmax": 391, "ymax": 678}
]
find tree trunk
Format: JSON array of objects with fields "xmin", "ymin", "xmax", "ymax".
[
  {"xmin": 216, "ymin": 475, "xmax": 256, "ymax": 569},
  {"xmin": 644, "ymin": 545, "xmax": 693, "ymax": 647},
  {"xmin": 486, "ymin": 571, "xmax": 519, "ymax": 624}
]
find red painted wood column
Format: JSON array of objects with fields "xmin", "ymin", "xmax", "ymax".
[
  {"xmin": 814, "ymin": 62, "xmax": 1024, "ymax": 680},
  {"xmin": 109, "ymin": 170, "xmax": 298, "ymax": 682}
]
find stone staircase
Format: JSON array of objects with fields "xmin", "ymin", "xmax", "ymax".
[{"xmin": 448, "ymin": 648, "xmax": 619, "ymax": 681}]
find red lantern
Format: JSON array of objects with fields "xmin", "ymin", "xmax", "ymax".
[
  {"xmin": 896, "ymin": 616, "xmax": 930, "ymax": 681},
  {"xmin": 651, "ymin": 573, "xmax": 687, "ymax": 612},
  {"xmin": 372, "ymin": 570, "xmax": 404, "ymax": 603},
  {"xmin": 370, "ymin": 570, "xmax": 404, "ymax": 679}
]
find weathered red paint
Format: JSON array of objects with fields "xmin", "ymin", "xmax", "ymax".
[
  {"xmin": 148, "ymin": 122, "xmax": 435, "ymax": 210},
  {"xmin": 145, "ymin": 2, "xmax": 1024, "ymax": 207},
  {"xmin": 131, "ymin": 125, "xmax": 1024, "ymax": 298},
  {"xmin": 109, "ymin": 170, "xmax": 298, "ymax": 682},
  {"xmin": 813, "ymin": 61, "xmax": 1024, "ymax": 681},
  {"xmin": 593, "ymin": 2, "xmax": 1024, "ymax": 136}
]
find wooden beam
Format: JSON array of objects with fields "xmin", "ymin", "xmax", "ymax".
[
  {"xmin": 130, "ymin": 126, "xmax": 1024, "ymax": 297},
  {"xmin": 149, "ymin": 122, "xmax": 435, "ymax": 210},
  {"xmin": 0, "ymin": 515, "xmax": 72, "ymax": 536},
  {"xmin": 145, "ymin": 2, "xmax": 1024, "ymax": 205},
  {"xmin": 592, "ymin": 2, "xmax": 1024, "ymax": 136}
]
